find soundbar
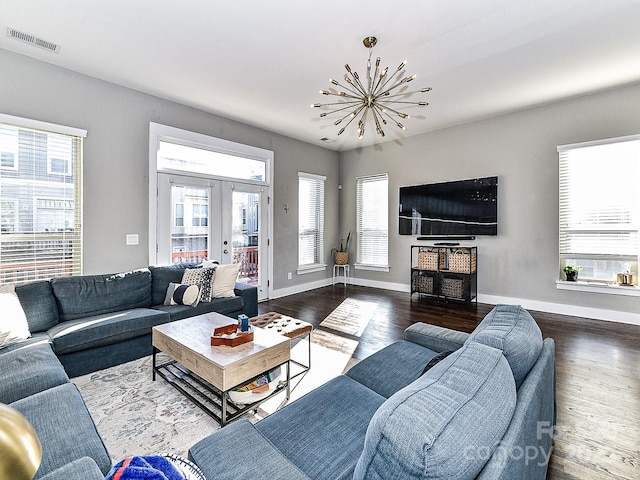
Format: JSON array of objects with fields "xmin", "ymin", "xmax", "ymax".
[{"xmin": 417, "ymin": 236, "xmax": 475, "ymax": 241}]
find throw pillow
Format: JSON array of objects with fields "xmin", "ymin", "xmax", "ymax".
[
  {"xmin": 210, "ymin": 263, "xmax": 240, "ymax": 298},
  {"xmin": 181, "ymin": 267, "xmax": 216, "ymax": 302},
  {"xmin": 0, "ymin": 284, "xmax": 31, "ymax": 348},
  {"xmin": 421, "ymin": 350, "xmax": 454, "ymax": 375},
  {"xmin": 164, "ymin": 283, "xmax": 200, "ymax": 307}
]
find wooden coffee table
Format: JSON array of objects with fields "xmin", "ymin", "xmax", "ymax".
[{"xmin": 152, "ymin": 312, "xmax": 291, "ymax": 425}]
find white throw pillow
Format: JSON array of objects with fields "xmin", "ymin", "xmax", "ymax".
[
  {"xmin": 163, "ymin": 283, "xmax": 200, "ymax": 307},
  {"xmin": 0, "ymin": 284, "xmax": 31, "ymax": 348},
  {"xmin": 210, "ymin": 263, "xmax": 240, "ymax": 298}
]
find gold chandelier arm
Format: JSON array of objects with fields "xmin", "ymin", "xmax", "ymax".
[
  {"xmin": 376, "ymin": 74, "xmax": 417, "ymax": 98},
  {"xmin": 329, "ymin": 79, "xmax": 366, "ymax": 99},
  {"xmin": 337, "ymin": 105, "xmax": 367, "ymax": 135},
  {"xmin": 315, "ymin": 101, "xmax": 364, "ymax": 118}
]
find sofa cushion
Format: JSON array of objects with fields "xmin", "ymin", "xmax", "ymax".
[
  {"xmin": 0, "ymin": 343, "xmax": 69, "ymax": 404},
  {"xmin": 152, "ymin": 295, "xmax": 244, "ymax": 321},
  {"xmin": 51, "ymin": 269, "xmax": 152, "ymax": 321},
  {"xmin": 353, "ymin": 342, "xmax": 516, "ymax": 480},
  {"xmin": 466, "ymin": 304, "xmax": 543, "ymax": 388},
  {"xmin": 346, "ymin": 340, "xmax": 440, "ymax": 398},
  {"xmin": 47, "ymin": 308, "xmax": 170, "ymax": 355},
  {"xmin": 38, "ymin": 457, "xmax": 105, "ymax": 480},
  {"xmin": 149, "ymin": 263, "xmax": 198, "ymax": 305},
  {"xmin": 15, "ymin": 280, "xmax": 59, "ymax": 332},
  {"xmin": 164, "ymin": 282, "xmax": 200, "ymax": 306},
  {"xmin": 190, "ymin": 419, "xmax": 311, "ymax": 480},
  {"xmin": 11, "ymin": 382, "xmax": 112, "ymax": 478},
  {"xmin": 256, "ymin": 375, "xmax": 386, "ymax": 479},
  {"xmin": 0, "ymin": 284, "xmax": 31, "ymax": 348}
]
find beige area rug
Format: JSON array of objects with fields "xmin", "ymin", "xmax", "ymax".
[
  {"xmin": 319, "ymin": 298, "xmax": 379, "ymax": 336},
  {"xmin": 73, "ymin": 330, "xmax": 357, "ymax": 462}
]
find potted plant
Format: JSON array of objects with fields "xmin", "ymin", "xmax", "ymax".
[
  {"xmin": 332, "ymin": 231, "xmax": 351, "ymax": 265},
  {"xmin": 563, "ymin": 265, "xmax": 583, "ymax": 281}
]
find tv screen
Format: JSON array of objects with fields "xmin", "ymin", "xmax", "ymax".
[{"xmin": 399, "ymin": 176, "xmax": 498, "ymax": 236}]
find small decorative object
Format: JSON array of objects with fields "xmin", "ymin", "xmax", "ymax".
[
  {"xmin": 563, "ymin": 265, "xmax": 582, "ymax": 282},
  {"xmin": 617, "ymin": 272, "xmax": 634, "ymax": 286},
  {"xmin": 238, "ymin": 314, "xmax": 249, "ymax": 332},
  {"xmin": 0, "ymin": 403, "xmax": 42, "ymax": 480},
  {"xmin": 332, "ymin": 231, "xmax": 351, "ymax": 265},
  {"xmin": 211, "ymin": 323, "xmax": 254, "ymax": 347}
]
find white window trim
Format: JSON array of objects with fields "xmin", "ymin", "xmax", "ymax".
[
  {"xmin": 556, "ymin": 280, "xmax": 640, "ymax": 297},
  {"xmin": 557, "ymin": 134, "xmax": 640, "ymax": 291},
  {"xmin": 297, "ymin": 171, "xmax": 326, "ymax": 272},
  {"xmin": 355, "ymin": 173, "xmax": 389, "ymax": 270},
  {"xmin": 0, "ymin": 113, "xmax": 87, "ymax": 138}
]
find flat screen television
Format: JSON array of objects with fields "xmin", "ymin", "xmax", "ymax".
[{"xmin": 399, "ymin": 176, "xmax": 498, "ymax": 236}]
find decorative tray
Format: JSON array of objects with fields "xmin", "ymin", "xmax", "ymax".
[{"xmin": 210, "ymin": 323, "xmax": 254, "ymax": 347}]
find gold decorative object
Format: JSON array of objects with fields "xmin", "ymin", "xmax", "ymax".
[
  {"xmin": 312, "ymin": 36, "xmax": 431, "ymax": 139},
  {"xmin": 0, "ymin": 403, "xmax": 42, "ymax": 480}
]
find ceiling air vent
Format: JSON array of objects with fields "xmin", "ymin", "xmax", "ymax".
[{"xmin": 7, "ymin": 27, "xmax": 61, "ymax": 53}]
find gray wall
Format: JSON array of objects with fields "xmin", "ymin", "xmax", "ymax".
[
  {"xmin": 340, "ymin": 82, "xmax": 640, "ymax": 317},
  {"xmin": 0, "ymin": 49, "xmax": 339, "ymax": 290}
]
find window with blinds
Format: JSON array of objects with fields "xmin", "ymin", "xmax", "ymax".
[
  {"xmin": 558, "ymin": 135, "xmax": 640, "ymax": 283},
  {"xmin": 356, "ymin": 173, "xmax": 389, "ymax": 268},
  {"xmin": 0, "ymin": 114, "xmax": 85, "ymax": 285},
  {"xmin": 298, "ymin": 172, "xmax": 325, "ymax": 271}
]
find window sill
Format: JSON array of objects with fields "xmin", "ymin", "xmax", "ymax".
[
  {"xmin": 354, "ymin": 263, "xmax": 390, "ymax": 273},
  {"xmin": 556, "ymin": 280, "xmax": 640, "ymax": 297},
  {"xmin": 296, "ymin": 264, "xmax": 327, "ymax": 275}
]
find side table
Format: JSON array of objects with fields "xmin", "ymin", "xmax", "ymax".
[
  {"xmin": 333, "ymin": 264, "xmax": 350, "ymax": 285},
  {"xmin": 250, "ymin": 312, "xmax": 312, "ymax": 379}
]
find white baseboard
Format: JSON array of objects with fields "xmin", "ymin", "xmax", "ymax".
[
  {"xmin": 270, "ymin": 278, "xmax": 640, "ymax": 326},
  {"xmin": 478, "ymin": 294, "xmax": 640, "ymax": 326}
]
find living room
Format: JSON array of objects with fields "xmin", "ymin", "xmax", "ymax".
[{"xmin": 1, "ymin": 2, "xmax": 639, "ymax": 480}]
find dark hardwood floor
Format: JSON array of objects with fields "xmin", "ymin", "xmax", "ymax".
[{"xmin": 258, "ymin": 284, "xmax": 640, "ymax": 480}]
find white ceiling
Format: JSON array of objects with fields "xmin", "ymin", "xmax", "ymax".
[{"xmin": 2, "ymin": 0, "xmax": 640, "ymax": 151}]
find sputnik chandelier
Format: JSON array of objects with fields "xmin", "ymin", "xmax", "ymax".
[{"xmin": 312, "ymin": 36, "xmax": 431, "ymax": 139}]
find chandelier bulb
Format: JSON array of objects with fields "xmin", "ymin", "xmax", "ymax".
[
  {"xmin": 345, "ymin": 64, "xmax": 352, "ymax": 73},
  {"xmin": 376, "ymin": 57, "xmax": 381, "ymax": 67},
  {"xmin": 420, "ymin": 87, "xmax": 432, "ymax": 93},
  {"xmin": 311, "ymin": 103, "xmax": 321, "ymax": 108},
  {"xmin": 320, "ymin": 113, "xmax": 327, "ymax": 117},
  {"xmin": 418, "ymin": 101, "xmax": 428, "ymax": 106},
  {"xmin": 380, "ymin": 67, "xmax": 388, "ymax": 78},
  {"xmin": 320, "ymin": 90, "xmax": 330, "ymax": 95},
  {"xmin": 397, "ymin": 122, "xmax": 406, "ymax": 130},
  {"xmin": 330, "ymin": 79, "xmax": 338, "ymax": 85},
  {"xmin": 334, "ymin": 119, "xmax": 342, "ymax": 125},
  {"xmin": 338, "ymin": 128, "xmax": 346, "ymax": 135},
  {"xmin": 397, "ymin": 61, "xmax": 406, "ymax": 71}
]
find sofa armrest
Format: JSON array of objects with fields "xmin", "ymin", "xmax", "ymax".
[
  {"xmin": 38, "ymin": 457, "xmax": 105, "ymax": 480},
  {"xmin": 404, "ymin": 323, "xmax": 470, "ymax": 352},
  {"xmin": 234, "ymin": 283, "xmax": 258, "ymax": 317},
  {"xmin": 189, "ymin": 419, "xmax": 310, "ymax": 480}
]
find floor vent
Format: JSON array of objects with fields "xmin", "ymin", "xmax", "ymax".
[{"xmin": 7, "ymin": 27, "xmax": 61, "ymax": 53}]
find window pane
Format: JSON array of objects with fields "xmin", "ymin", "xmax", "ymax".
[
  {"xmin": 559, "ymin": 136, "xmax": 640, "ymax": 282},
  {"xmin": 0, "ymin": 121, "xmax": 83, "ymax": 284},
  {"xmin": 298, "ymin": 174, "xmax": 325, "ymax": 267},
  {"xmin": 357, "ymin": 174, "xmax": 389, "ymax": 266},
  {"xmin": 158, "ymin": 141, "xmax": 265, "ymax": 181},
  {"xmin": 170, "ymin": 185, "xmax": 208, "ymax": 264}
]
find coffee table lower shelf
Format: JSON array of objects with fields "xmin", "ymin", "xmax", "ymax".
[{"xmin": 153, "ymin": 355, "xmax": 290, "ymax": 426}]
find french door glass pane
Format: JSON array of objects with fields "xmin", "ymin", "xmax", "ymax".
[
  {"xmin": 170, "ymin": 185, "xmax": 209, "ymax": 264},
  {"xmin": 232, "ymin": 190, "xmax": 259, "ymax": 285}
]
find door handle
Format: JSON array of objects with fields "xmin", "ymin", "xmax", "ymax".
[{"xmin": 223, "ymin": 249, "xmax": 229, "ymax": 254}]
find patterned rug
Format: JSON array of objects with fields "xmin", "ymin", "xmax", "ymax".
[
  {"xmin": 73, "ymin": 330, "xmax": 357, "ymax": 462},
  {"xmin": 319, "ymin": 298, "xmax": 379, "ymax": 336}
]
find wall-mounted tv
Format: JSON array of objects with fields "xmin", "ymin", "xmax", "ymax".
[{"xmin": 399, "ymin": 176, "xmax": 498, "ymax": 236}]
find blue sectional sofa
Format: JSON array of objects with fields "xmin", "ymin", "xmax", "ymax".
[
  {"xmin": 189, "ymin": 305, "xmax": 556, "ymax": 479},
  {"xmin": 8, "ymin": 264, "xmax": 258, "ymax": 377},
  {"xmin": 0, "ymin": 263, "xmax": 258, "ymax": 479}
]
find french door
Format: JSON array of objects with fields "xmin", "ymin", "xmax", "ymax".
[{"xmin": 156, "ymin": 173, "xmax": 268, "ymax": 300}]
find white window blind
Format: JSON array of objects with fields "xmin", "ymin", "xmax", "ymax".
[
  {"xmin": 356, "ymin": 173, "xmax": 389, "ymax": 267},
  {"xmin": 298, "ymin": 172, "xmax": 325, "ymax": 269},
  {"xmin": 558, "ymin": 135, "xmax": 640, "ymax": 281},
  {"xmin": 0, "ymin": 114, "xmax": 85, "ymax": 285}
]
